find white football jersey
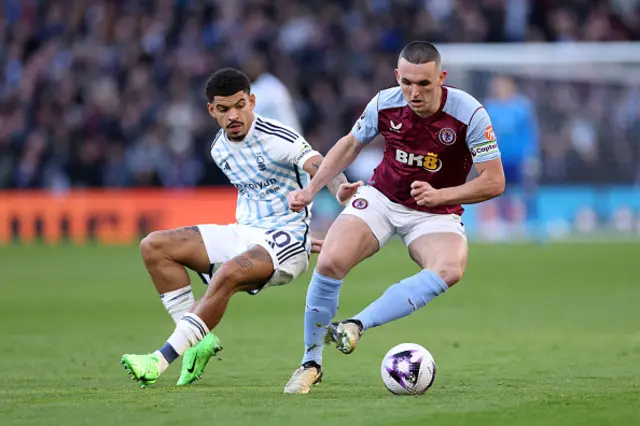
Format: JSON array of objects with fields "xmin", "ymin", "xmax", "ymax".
[{"xmin": 210, "ymin": 114, "xmax": 319, "ymax": 252}]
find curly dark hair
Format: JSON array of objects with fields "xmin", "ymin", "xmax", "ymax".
[{"xmin": 205, "ymin": 68, "xmax": 251, "ymax": 102}]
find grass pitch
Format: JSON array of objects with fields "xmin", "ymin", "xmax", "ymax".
[{"xmin": 1, "ymin": 242, "xmax": 638, "ymax": 425}]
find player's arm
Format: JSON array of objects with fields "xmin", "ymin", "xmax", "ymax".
[
  {"xmin": 303, "ymin": 134, "xmax": 364, "ymax": 198},
  {"xmin": 288, "ymin": 94, "xmax": 380, "ymax": 212},
  {"xmin": 412, "ymin": 108, "xmax": 505, "ymax": 207},
  {"xmin": 301, "ymin": 93, "xmax": 380, "ymax": 198},
  {"xmin": 301, "ymin": 154, "xmax": 349, "ymax": 198},
  {"xmin": 279, "ymin": 131, "xmax": 351, "ymax": 198},
  {"xmin": 441, "ymin": 108, "xmax": 505, "ymax": 205},
  {"xmin": 434, "ymin": 158, "xmax": 504, "ymax": 205},
  {"xmin": 285, "ymin": 134, "xmax": 360, "ymax": 205}
]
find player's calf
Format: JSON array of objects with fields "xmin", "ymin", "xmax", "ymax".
[
  {"xmin": 139, "ymin": 226, "xmax": 212, "ymax": 324},
  {"xmin": 190, "ymin": 245, "xmax": 275, "ymax": 330}
]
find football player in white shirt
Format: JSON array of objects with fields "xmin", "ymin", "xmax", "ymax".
[{"xmin": 120, "ymin": 68, "xmax": 362, "ymax": 388}]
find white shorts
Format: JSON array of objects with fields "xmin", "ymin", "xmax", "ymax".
[
  {"xmin": 341, "ymin": 185, "xmax": 466, "ymax": 247},
  {"xmin": 195, "ymin": 224, "xmax": 309, "ymax": 294}
]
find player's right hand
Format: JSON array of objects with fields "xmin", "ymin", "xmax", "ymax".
[
  {"xmin": 411, "ymin": 180, "xmax": 444, "ymax": 207},
  {"xmin": 288, "ymin": 188, "xmax": 314, "ymax": 212}
]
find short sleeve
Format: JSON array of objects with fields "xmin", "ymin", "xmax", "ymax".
[
  {"xmin": 351, "ymin": 94, "xmax": 380, "ymax": 144},
  {"xmin": 280, "ymin": 136, "xmax": 320, "ymax": 169},
  {"xmin": 467, "ymin": 107, "xmax": 501, "ymax": 163}
]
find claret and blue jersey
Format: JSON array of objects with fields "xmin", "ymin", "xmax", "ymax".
[{"xmin": 351, "ymin": 86, "xmax": 501, "ymax": 216}]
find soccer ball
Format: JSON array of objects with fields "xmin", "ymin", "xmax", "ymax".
[{"xmin": 380, "ymin": 343, "xmax": 436, "ymax": 395}]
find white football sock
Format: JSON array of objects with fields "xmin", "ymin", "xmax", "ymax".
[
  {"xmin": 155, "ymin": 313, "xmax": 209, "ymax": 374},
  {"xmin": 160, "ymin": 286, "xmax": 195, "ymax": 324},
  {"xmin": 167, "ymin": 313, "xmax": 209, "ymax": 354}
]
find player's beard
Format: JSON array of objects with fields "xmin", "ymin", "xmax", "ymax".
[
  {"xmin": 227, "ymin": 131, "xmax": 246, "ymax": 142},
  {"xmin": 227, "ymin": 122, "xmax": 246, "ymax": 141}
]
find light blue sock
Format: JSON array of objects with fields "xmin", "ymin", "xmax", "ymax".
[
  {"xmin": 301, "ymin": 270, "xmax": 342, "ymax": 366},
  {"xmin": 353, "ymin": 269, "xmax": 448, "ymax": 330}
]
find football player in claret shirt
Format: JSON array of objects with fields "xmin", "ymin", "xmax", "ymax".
[{"xmin": 284, "ymin": 41, "xmax": 505, "ymax": 394}]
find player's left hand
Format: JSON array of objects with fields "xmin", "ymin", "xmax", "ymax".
[
  {"xmin": 310, "ymin": 237, "xmax": 323, "ymax": 253},
  {"xmin": 411, "ymin": 181, "xmax": 444, "ymax": 207},
  {"xmin": 336, "ymin": 180, "xmax": 364, "ymax": 205}
]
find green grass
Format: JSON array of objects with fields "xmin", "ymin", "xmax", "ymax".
[{"xmin": 1, "ymin": 242, "xmax": 639, "ymax": 425}]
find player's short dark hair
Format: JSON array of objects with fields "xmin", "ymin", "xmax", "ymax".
[
  {"xmin": 399, "ymin": 41, "xmax": 441, "ymax": 65},
  {"xmin": 205, "ymin": 68, "xmax": 251, "ymax": 102}
]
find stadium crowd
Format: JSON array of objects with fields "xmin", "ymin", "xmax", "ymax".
[{"xmin": 0, "ymin": 0, "xmax": 639, "ymax": 189}]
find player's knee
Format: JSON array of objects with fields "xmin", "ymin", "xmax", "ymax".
[
  {"xmin": 140, "ymin": 231, "xmax": 169, "ymax": 264},
  {"xmin": 432, "ymin": 265, "xmax": 464, "ymax": 287},
  {"xmin": 315, "ymin": 252, "xmax": 351, "ymax": 280}
]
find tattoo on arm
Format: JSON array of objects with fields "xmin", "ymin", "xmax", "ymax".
[
  {"xmin": 234, "ymin": 256, "xmax": 253, "ymax": 271},
  {"xmin": 311, "ymin": 160, "xmax": 347, "ymax": 196},
  {"xmin": 182, "ymin": 226, "xmax": 201, "ymax": 234}
]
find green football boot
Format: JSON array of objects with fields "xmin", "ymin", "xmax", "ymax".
[
  {"xmin": 177, "ymin": 333, "xmax": 223, "ymax": 386},
  {"xmin": 121, "ymin": 352, "xmax": 163, "ymax": 388}
]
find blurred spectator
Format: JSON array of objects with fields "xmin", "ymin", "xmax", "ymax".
[
  {"xmin": 485, "ymin": 75, "xmax": 540, "ymax": 189},
  {"xmin": 243, "ymin": 51, "xmax": 303, "ymax": 132},
  {"xmin": 0, "ymin": 0, "xmax": 638, "ymax": 191},
  {"xmin": 484, "ymin": 75, "xmax": 539, "ymax": 234}
]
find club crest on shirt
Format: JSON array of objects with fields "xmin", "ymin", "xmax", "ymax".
[
  {"xmin": 352, "ymin": 198, "xmax": 369, "ymax": 210},
  {"xmin": 438, "ymin": 128, "xmax": 456, "ymax": 145},
  {"xmin": 256, "ymin": 154, "xmax": 267, "ymax": 171}
]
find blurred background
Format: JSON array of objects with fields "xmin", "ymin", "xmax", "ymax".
[
  {"xmin": 3, "ymin": 3, "xmax": 640, "ymax": 422},
  {"xmin": 1, "ymin": 0, "xmax": 640, "ymax": 244}
]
